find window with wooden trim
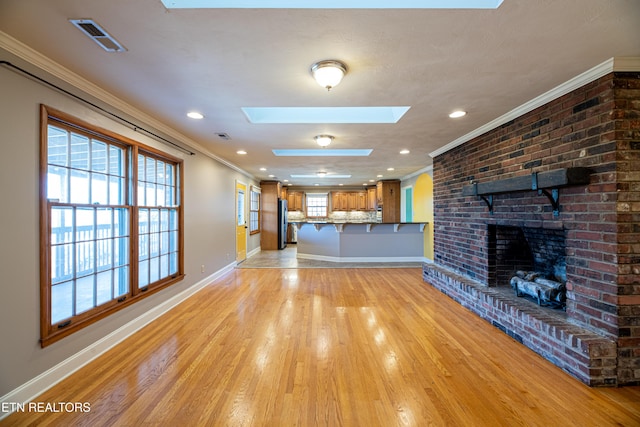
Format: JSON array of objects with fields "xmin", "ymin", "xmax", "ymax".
[
  {"xmin": 40, "ymin": 105, "xmax": 184, "ymax": 347},
  {"xmin": 305, "ymin": 193, "xmax": 328, "ymax": 218},
  {"xmin": 249, "ymin": 186, "xmax": 261, "ymax": 235}
]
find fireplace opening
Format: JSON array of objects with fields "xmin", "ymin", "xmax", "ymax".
[{"xmin": 488, "ymin": 225, "xmax": 567, "ymax": 308}]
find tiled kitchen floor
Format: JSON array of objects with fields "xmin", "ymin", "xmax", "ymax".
[{"xmin": 236, "ymin": 245, "xmax": 423, "ymax": 269}]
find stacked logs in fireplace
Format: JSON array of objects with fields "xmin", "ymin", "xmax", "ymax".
[{"xmin": 510, "ymin": 270, "xmax": 566, "ymax": 309}]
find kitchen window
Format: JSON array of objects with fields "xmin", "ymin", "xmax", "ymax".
[
  {"xmin": 40, "ymin": 105, "xmax": 184, "ymax": 347},
  {"xmin": 305, "ymin": 193, "xmax": 328, "ymax": 218}
]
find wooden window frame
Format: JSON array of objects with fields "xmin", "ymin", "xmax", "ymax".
[
  {"xmin": 249, "ymin": 186, "xmax": 261, "ymax": 235},
  {"xmin": 40, "ymin": 105, "xmax": 185, "ymax": 347},
  {"xmin": 305, "ymin": 193, "xmax": 328, "ymax": 218}
]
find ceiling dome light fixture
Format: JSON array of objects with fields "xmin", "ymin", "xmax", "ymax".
[
  {"xmin": 311, "ymin": 60, "xmax": 347, "ymax": 91},
  {"xmin": 316, "ymin": 171, "xmax": 328, "ymax": 177},
  {"xmin": 314, "ymin": 134, "xmax": 334, "ymax": 147}
]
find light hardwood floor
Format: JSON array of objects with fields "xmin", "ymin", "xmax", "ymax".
[{"xmin": 4, "ymin": 267, "xmax": 640, "ymax": 426}]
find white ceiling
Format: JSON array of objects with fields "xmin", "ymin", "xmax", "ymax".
[{"xmin": 1, "ymin": 0, "xmax": 639, "ymax": 187}]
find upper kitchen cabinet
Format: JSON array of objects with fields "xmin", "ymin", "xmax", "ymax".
[{"xmin": 287, "ymin": 191, "xmax": 304, "ymax": 211}]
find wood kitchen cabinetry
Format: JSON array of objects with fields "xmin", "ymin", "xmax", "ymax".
[
  {"xmin": 260, "ymin": 181, "xmax": 282, "ymax": 250},
  {"xmin": 331, "ymin": 189, "xmax": 374, "ymax": 211},
  {"xmin": 287, "ymin": 191, "xmax": 304, "ymax": 211},
  {"xmin": 377, "ymin": 180, "xmax": 400, "ymax": 223}
]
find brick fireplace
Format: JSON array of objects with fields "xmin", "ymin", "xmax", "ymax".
[{"xmin": 423, "ymin": 70, "xmax": 640, "ymax": 386}]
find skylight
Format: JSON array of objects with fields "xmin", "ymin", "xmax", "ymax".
[
  {"xmin": 291, "ymin": 174, "xmax": 352, "ymax": 178},
  {"xmin": 161, "ymin": 0, "xmax": 503, "ymax": 9},
  {"xmin": 272, "ymin": 149, "xmax": 372, "ymax": 157},
  {"xmin": 243, "ymin": 107, "xmax": 410, "ymax": 124}
]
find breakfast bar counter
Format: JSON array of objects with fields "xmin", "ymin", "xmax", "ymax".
[{"xmin": 292, "ymin": 222, "xmax": 426, "ymax": 263}]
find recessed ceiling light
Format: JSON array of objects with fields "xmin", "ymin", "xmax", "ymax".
[
  {"xmin": 369, "ymin": 179, "xmax": 375, "ymax": 182},
  {"xmin": 387, "ymin": 167, "xmax": 395, "ymax": 171},
  {"xmin": 290, "ymin": 174, "xmax": 351, "ymax": 179},
  {"xmin": 314, "ymin": 183, "xmax": 320, "ymax": 186},
  {"xmin": 260, "ymin": 167, "xmax": 267, "ymax": 171},
  {"xmin": 268, "ymin": 174, "xmax": 275, "ymax": 178},
  {"xmin": 449, "ymin": 110, "xmax": 467, "ymax": 118},
  {"xmin": 283, "ymin": 179, "xmax": 289, "ymax": 182},
  {"xmin": 237, "ymin": 150, "xmax": 247, "ymax": 155},
  {"xmin": 377, "ymin": 174, "xmax": 383, "ymax": 178},
  {"xmin": 187, "ymin": 111, "xmax": 204, "ymax": 119},
  {"xmin": 400, "ymin": 149, "xmax": 410, "ymax": 154},
  {"xmin": 339, "ymin": 183, "xmax": 344, "ymax": 186}
]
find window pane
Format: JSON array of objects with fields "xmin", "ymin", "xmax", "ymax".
[
  {"xmin": 166, "ymin": 164, "xmax": 174, "ymax": 186},
  {"xmin": 139, "ymin": 234, "xmax": 149, "ymax": 261},
  {"xmin": 47, "ymin": 125, "xmax": 68, "ymax": 167},
  {"xmin": 70, "ymin": 133, "xmax": 90, "ymax": 170},
  {"xmin": 165, "ymin": 185, "xmax": 174, "ymax": 206},
  {"xmin": 146, "ymin": 157, "xmax": 156, "ymax": 184},
  {"xmin": 139, "ymin": 260, "xmax": 149, "ymax": 288},
  {"xmin": 96, "ymin": 238, "xmax": 112, "ymax": 271},
  {"xmin": 109, "ymin": 176, "xmax": 124, "ymax": 205},
  {"xmin": 96, "ymin": 208, "xmax": 112, "ymax": 239},
  {"xmin": 169, "ymin": 230, "xmax": 178, "ymax": 252},
  {"xmin": 92, "ymin": 141, "xmax": 108, "ymax": 173},
  {"xmin": 169, "ymin": 252, "xmax": 178, "ymax": 275},
  {"xmin": 114, "ymin": 237, "xmax": 129, "ymax": 266},
  {"xmin": 47, "ymin": 166, "xmax": 68, "ymax": 202},
  {"xmin": 76, "ymin": 208, "xmax": 95, "ymax": 242},
  {"xmin": 150, "ymin": 232, "xmax": 160, "ymax": 258},
  {"xmin": 137, "ymin": 181, "xmax": 146, "ymax": 205},
  {"xmin": 76, "ymin": 275, "xmax": 95, "ymax": 315},
  {"xmin": 156, "ymin": 185, "xmax": 166, "ymax": 206},
  {"xmin": 51, "ymin": 281, "xmax": 73, "ymax": 323},
  {"xmin": 139, "ymin": 209, "xmax": 149, "ymax": 234},
  {"xmin": 149, "ymin": 209, "xmax": 159, "ymax": 232},
  {"xmin": 160, "ymin": 231, "xmax": 169, "ymax": 255},
  {"xmin": 150, "ymin": 257, "xmax": 159, "ymax": 283},
  {"xmin": 146, "ymin": 182, "xmax": 156, "ymax": 206},
  {"xmin": 91, "ymin": 173, "xmax": 108, "ymax": 205},
  {"xmin": 76, "ymin": 241, "xmax": 94, "ymax": 276},
  {"xmin": 70, "ymin": 170, "xmax": 90, "ymax": 204},
  {"xmin": 51, "ymin": 207, "xmax": 73, "ymax": 244},
  {"xmin": 114, "ymin": 266, "xmax": 129, "ymax": 297},
  {"xmin": 156, "ymin": 161, "xmax": 165, "ymax": 185},
  {"xmin": 160, "ymin": 254, "xmax": 169, "ymax": 278},
  {"xmin": 51, "ymin": 243, "xmax": 73, "ymax": 284},
  {"xmin": 114, "ymin": 209, "xmax": 128, "ymax": 237},
  {"xmin": 160, "ymin": 209, "xmax": 169, "ymax": 232},
  {"xmin": 169, "ymin": 209, "xmax": 178, "ymax": 231},
  {"xmin": 96, "ymin": 270, "xmax": 112, "ymax": 305},
  {"xmin": 109, "ymin": 145, "xmax": 124, "ymax": 177},
  {"xmin": 138, "ymin": 154, "xmax": 146, "ymax": 182}
]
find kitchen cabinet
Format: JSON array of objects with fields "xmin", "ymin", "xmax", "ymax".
[
  {"xmin": 377, "ymin": 180, "xmax": 400, "ymax": 223},
  {"xmin": 260, "ymin": 181, "xmax": 282, "ymax": 250},
  {"xmin": 287, "ymin": 191, "xmax": 304, "ymax": 211},
  {"xmin": 331, "ymin": 191, "xmax": 370, "ymax": 211},
  {"xmin": 367, "ymin": 187, "xmax": 377, "ymax": 210}
]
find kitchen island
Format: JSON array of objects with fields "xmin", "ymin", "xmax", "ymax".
[{"xmin": 293, "ymin": 222, "xmax": 427, "ymax": 263}]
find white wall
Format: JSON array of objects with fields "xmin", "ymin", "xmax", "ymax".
[{"xmin": 0, "ymin": 51, "xmax": 259, "ymax": 398}]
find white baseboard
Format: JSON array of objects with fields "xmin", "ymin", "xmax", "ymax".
[
  {"xmin": 296, "ymin": 253, "xmax": 424, "ymax": 263},
  {"xmin": 246, "ymin": 246, "xmax": 261, "ymax": 259},
  {"xmin": 0, "ymin": 262, "xmax": 236, "ymax": 420}
]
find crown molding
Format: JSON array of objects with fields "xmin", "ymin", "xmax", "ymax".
[
  {"xmin": 0, "ymin": 31, "xmax": 254, "ymax": 178},
  {"xmin": 430, "ymin": 57, "xmax": 640, "ymax": 158}
]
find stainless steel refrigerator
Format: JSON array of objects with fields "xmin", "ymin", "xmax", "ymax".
[{"xmin": 277, "ymin": 199, "xmax": 288, "ymax": 250}]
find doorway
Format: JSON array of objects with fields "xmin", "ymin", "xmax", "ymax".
[{"xmin": 236, "ymin": 181, "xmax": 247, "ymax": 262}]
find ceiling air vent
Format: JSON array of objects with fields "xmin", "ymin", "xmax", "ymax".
[
  {"xmin": 69, "ymin": 19, "xmax": 127, "ymax": 52},
  {"xmin": 216, "ymin": 133, "xmax": 231, "ymax": 140}
]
